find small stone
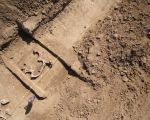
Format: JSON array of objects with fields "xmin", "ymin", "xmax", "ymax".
[
  {"xmin": 93, "ymin": 99, "xmax": 100, "ymax": 104},
  {"xmin": 97, "ymin": 99, "xmax": 100, "ymax": 103},
  {"xmin": 80, "ymin": 111, "xmax": 84, "ymax": 116},
  {"xmin": 34, "ymin": 12, "xmax": 38, "ymax": 16},
  {"xmin": 45, "ymin": 0, "xmax": 49, "ymax": 4},
  {"xmin": 70, "ymin": 113, "xmax": 74, "ymax": 117},
  {"xmin": 114, "ymin": 5, "xmax": 119, "ymax": 10},
  {"xmin": 122, "ymin": 76, "xmax": 128, "ymax": 82},
  {"xmin": 91, "ymin": 70, "xmax": 96, "ymax": 74},
  {"xmin": 72, "ymin": 45, "xmax": 77, "ymax": 49},
  {"xmin": 142, "ymin": 57, "xmax": 147, "ymax": 63},
  {"xmin": 113, "ymin": 33, "xmax": 119, "ymax": 39},
  {"xmin": 41, "ymin": 10, "xmax": 46, "ymax": 14},
  {"xmin": 92, "ymin": 62, "xmax": 98, "ymax": 66},
  {"xmin": 97, "ymin": 52, "xmax": 101, "ymax": 56},
  {"xmin": 105, "ymin": 16, "xmax": 112, "ymax": 20},
  {"xmin": 120, "ymin": 72, "xmax": 125, "ymax": 76},
  {"xmin": 87, "ymin": 98, "xmax": 91, "ymax": 102},
  {"xmin": 78, "ymin": 50, "xmax": 82, "ymax": 54},
  {"xmin": 96, "ymin": 36, "xmax": 100, "ymax": 39},
  {"xmin": 0, "ymin": 99, "xmax": 10, "ymax": 105},
  {"xmin": 67, "ymin": 76, "xmax": 71, "ymax": 79}
]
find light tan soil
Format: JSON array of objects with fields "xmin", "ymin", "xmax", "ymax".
[
  {"xmin": 0, "ymin": 0, "xmax": 150, "ymax": 120},
  {"xmin": 0, "ymin": 0, "xmax": 71, "ymax": 48},
  {"xmin": 75, "ymin": 0, "xmax": 150, "ymax": 119}
]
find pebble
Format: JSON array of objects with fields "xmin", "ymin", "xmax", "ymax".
[
  {"xmin": 142, "ymin": 57, "xmax": 147, "ymax": 63},
  {"xmin": 0, "ymin": 99, "xmax": 10, "ymax": 105},
  {"xmin": 91, "ymin": 69, "xmax": 96, "ymax": 74},
  {"xmin": 97, "ymin": 52, "xmax": 101, "ymax": 56},
  {"xmin": 80, "ymin": 111, "xmax": 84, "ymax": 116},
  {"xmin": 72, "ymin": 45, "xmax": 77, "ymax": 49},
  {"xmin": 33, "ymin": 12, "xmax": 38, "ymax": 16},
  {"xmin": 45, "ymin": 0, "xmax": 49, "ymax": 4},
  {"xmin": 113, "ymin": 33, "xmax": 119, "ymax": 39},
  {"xmin": 41, "ymin": 10, "xmax": 46, "ymax": 14},
  {"xmin": 93, "ymin": 99, "xmax": 99, "ymax": 104},
  {"xmin": 96, "ymin": 36, "xmax": 100, "ymax": 39},
  {"xmin": 120, "ymin": 71, "xmax": 125, "ymax": 76},
  {"xmin": 122, "ymin": 76, "xmax": 128, "ymax": 82},
  {"xmin": 105, "ymin": 16, "xmax": 112, "ymax": 20},
  {"xmin": 67, "ymin": 76, "xmax": 71, "ymax": 79},
  {"xmin": 92, "ymin": 62, "xmax": 98, "ymax": 66}
]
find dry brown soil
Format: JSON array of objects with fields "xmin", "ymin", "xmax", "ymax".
[{"xmin": 0, "ymin": 0, "xmax": 150, "ymax": 120}]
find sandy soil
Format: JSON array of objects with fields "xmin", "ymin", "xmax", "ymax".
[
  {"xmin": 0, "ymin": 0, "xmax": 150, "ymax": 120},
  {"xmin": 0, "ymin": 0, "xmax": 71, "ymax": 48},
  {"xmin": 75, "ymin": 1, "xmax": 150, "ymax": 120}
]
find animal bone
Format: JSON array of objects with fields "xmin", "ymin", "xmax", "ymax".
[
  {"xmin": 21, "ymin": 50, "xmax": 52, "ymax": 79},
  {"xmin": 0, "ymin": 111, "xmax": 6, "ymax": 120},
  {"xmin": 33, "ymin": 50, "xmax": 51, "ymax": 65},
  {"xmin": 22, "ymin": 65, "xmax": 41, "ymax": 79},
  {"xmin": 0, "ymin": 99, "xmax": 10, "ymax": 106}
]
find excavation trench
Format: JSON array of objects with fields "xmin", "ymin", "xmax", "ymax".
[
  {"xmin": 0, "ymin": 0, "xmax": 150, "ymax": 120},
  {"xmin": 17, "ymin": 0, "xmax": 119, "ymax": 88},
  {"xmin": 18, "ymin": 26, "xmax": 96, "ymax": 88},
  {"xmin": 1, "ymin": 25, "xmax": 95, "ymax": 100},
  {"xmin": 1, "ymin": 0, "xmax": 119, "ymax": 100}
]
